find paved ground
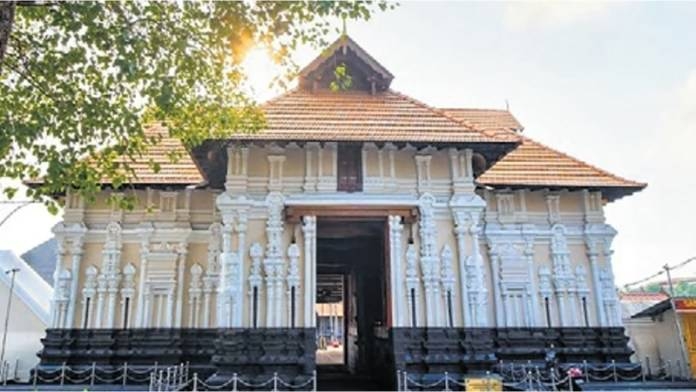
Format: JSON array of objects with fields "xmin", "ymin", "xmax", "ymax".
[{"xmin": 316, "ymin": 345, "xmax": 344, "ymax": 365}]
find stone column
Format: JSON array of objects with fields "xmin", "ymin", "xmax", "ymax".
[
  {"xmin": 217, "ymin": 220, "xmax": 234, "ymax": 327},
  {"xmin": 65, "ymin": 232, "xmax": 85, "ymax": 328},
  {"xmin": 523, "ymin": 236, "xmax": 540, "ymax": 326},
  {"xmin": 388, "ymin": 215, "xmax": 405, "ymax": 326},
  {"xmin": 586, "ymin": 239, "xmax": 606, "ymax": 326},
  {"xmin": 135, "ymin": 224, "xmax": 153, "ymax": 327},
  {"xmin": 452, "ymin": 212, "xmax": 471, "ymax": 325},
  {"xmin": 50, "ymin": 239, "xmax": 67, "ymax": 328},
  {"xmin": 264, "ymin": 193, "xmax": 285, "ymax": 327},
  {"xmin": 418, "ymin": 195, "xmax": 441, "ymax": 327},
  {"xmin": 489, "ymin": 245, "xmax": 504, "ymax": 327},
  {"xmin": 175, "ymin": 242, "xmax": 188, "ymax": 327},
  {"xmin": 302, "ymin": 216, "xmax": 317, "ymax": 327},
  {"xmin": 405, "ymin": 244, "xmax": 420, "ymax": 327}
]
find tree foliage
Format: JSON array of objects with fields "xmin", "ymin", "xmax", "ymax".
[{"xmin": 0, "ymin": 1, "xmax": 391, "ymax": 212}]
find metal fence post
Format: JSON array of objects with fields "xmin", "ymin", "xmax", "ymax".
[
  {"xmin": 583, "ymin": 360, "xmax": 589, "ymax": 383},
  {"xmin": 90, "ymin": 362, "xmax": 96, "ymax": 386},
  {"xmin": 396, "ymin": 370, "xmax": 401, "ymax": 391},
  {"xmin": 2, "ymin": 361, "xmax": 7, "ymax": 386},
  {"xmin": 157, "ymin": 369, "xmax": 164, "ymax": 392},
  {"xmin": 193, "ymin": 372, "xmax": 198, "ymax": 392},
  {"xmin": 232, "ymin": 372, "xmax": 238, "ymax": 392},
  {"xmin": 486, "ymin": 370, "xmax": 491, "ymax": 391},
  {"xmin": 273, "ymin": 372, "xmax": 278, "ymax": 391},
  {"xmin": 551, "ymin": 368, "xmax": 557, "ymax": 392},
  {"xmin": 32, "ymin": 368, "xmax": 37, "ymax": 390},
  {"xmin": 527, "ymin": 370, "xmax": 533, "ymax": 391},
  {"xmin": 60, "ymin": 362, "xmax": 66, "ymax": 386},
  {"xmin": 123, "ymin": 361, "xmax": 128, "ymax": 387},
  {"xmin": 645, "ymin": 356, "xmax": 652, "ymax": 378},
  {"xmin": 403, "ymin": 370, "xmax": 408, "ymax": 392},
  {"xmin": 444, "ymin": 371, "xmax": 449, "ymax": 391},
  {"xmin": 313, "ymin": 369, "xmax": 317, "ymax": 392},
  {"xmin": 612, "ymin": 359, "xmax": 617, "ymax": 383},
  {"xmin": 568, "ymin": 370, "xmax": 574, "ymax": 392}
]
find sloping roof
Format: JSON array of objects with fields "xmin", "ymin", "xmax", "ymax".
[
  {"xmin": 233, "ymin": 89, "xmax": 516, "ymax": 144},
  {"xmin": 110, "ymin": 125, "xmax": 205, "ymax": 185},
  {"xmin": 21, "ymin": 238, "xmax": 57, "ymax": 286},
  {"xmin": 440, "ymin": 108, "xmax": 524, "ymax": 134},
  {"xmin": 442, "ymin": 109, "xmax": 646, "ymax": 201},
  {"xmin": 299, "ymin": 35, "xmax": 394, "ymax": 91},
  {"xmin": 24, "ymin": 125, "xmax": 206, "ymax": 188},
  {"xmin": 631, "ymin": 298, "xmax": 672, "ymax": 319}
]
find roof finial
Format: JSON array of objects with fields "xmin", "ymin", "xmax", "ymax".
[
  {"xmin": 342, "ymin": 17, "xmax": 347, "ymax": 37},
  {"xmin": 505, "ymin": 99, "xmax": 510, "ymax": 111}
]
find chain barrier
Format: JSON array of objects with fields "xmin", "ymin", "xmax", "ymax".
[
  {"xmin": 154, "ymin": 369, "xmax": 317, "ymax": 391},
  {"xmin": 397, "ymin": 356, "xmax": 686, "ymax": 392}
]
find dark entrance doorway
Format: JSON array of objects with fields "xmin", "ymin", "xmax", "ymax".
[{"xmin": 315, "ymin": 219, "xmax": 387, "ymax": 390}]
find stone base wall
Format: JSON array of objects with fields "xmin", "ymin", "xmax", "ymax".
[
  {"xmin": 37, "ymin": 326, "xmax": 631, "ymax": 388},
  {"xmin": 38, "ymin": 328, "xmax": 316, "ymax": 383},
  {"xmin": 390, "ymin": 327, "xmax": 632, "ymax": 376}
]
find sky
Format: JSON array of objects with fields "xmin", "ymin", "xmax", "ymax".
[{"xmin": 2, "ymin": 1, "xmax": 696, "ymax": 287}]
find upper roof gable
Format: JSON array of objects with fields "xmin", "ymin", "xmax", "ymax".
[{"xmin": 299, "ymin": 35, "xmax": 394, "ymax": 92}]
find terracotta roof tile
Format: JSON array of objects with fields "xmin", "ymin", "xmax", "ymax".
[
  {"xmin": 108, "ymin": 125, "xmax": 204, "ymax": 185},
  {"xmin": 442, "ymin": 109, "xmax": 646, "ymax": 199},
  {"xmin": 225, "ymin": 89, "xmax": 517, "ymax": 144},
  {"xmin": 440, "ymin": 108, "xmax": 523, "ymax": 134}
]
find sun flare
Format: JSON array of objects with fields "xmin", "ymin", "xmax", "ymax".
[{"xmin": 240, "ymin": 46, "xmax": 285, "ymax": 102}]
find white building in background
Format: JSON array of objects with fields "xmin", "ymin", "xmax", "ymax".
[{"xmin": 0, "ymin": 250, "xmax": 52, "ymax": 382}]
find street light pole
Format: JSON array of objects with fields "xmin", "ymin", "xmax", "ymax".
[
  {"xmin": 664, "ymin": 264, "xmax": 691, "ymax": 378},
  {"xmin": 0, "ymin": 268, "xmax": 19, "ymax": 381}
]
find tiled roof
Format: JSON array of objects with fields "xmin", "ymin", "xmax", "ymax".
[
  {"xmin": 443, "ymin": 109, "xmax": 646, "ymax": 199},
  {"xmin": 225, "ymin": 89, "xmax": 517, "ymax": 144},
  {"xmin": 107, "ymin": 125, "xmax": 204, "ymax": 185},
  {"xmin": 440, "ymin": 108, "xmax": 523, "ymax": 134}
]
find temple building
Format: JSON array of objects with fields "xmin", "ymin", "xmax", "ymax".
[{"xmin": 34, "ymin": 36, "xmax": 647, "ymax": 388}]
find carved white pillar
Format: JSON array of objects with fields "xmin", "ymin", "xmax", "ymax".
[
  {"xmin": 440, "ymin": 245, "xmax": 456, "ymax": 327},
  {"xmin": 50, "ymin": 239, "xmax": 67, "ymax": 328},
  {"xmin": 388, "ymin": 215, "xmax": 405, "ymax": 327},
  {"xmin": 469, "ymin": 223, "xmax": 488, "ymax": 327},
  {"xmin": 135, "ymin": 224, "xmax": 152, "ymax": 328},
  {"xmin": 175, "ymin": 243, "xmax": 188, "ymax": 327},
  {"xmin": 488, "ymin": 245, "xmax": 504, "ymax": 327},
  {"xmin": 234, "ymin": 211, "xmax": 248, "ymax": 327},
  {"xmin": 452, "ymin": 212, "xmax": 471, "ymax": 325},
  {"xmin": 53, "ymin": 269, "xmax": 71, "ymax": 328},
  {"xmin": 95, "ymin": 276, "xmax": 106, "ymax": 328},
  {"xmin": 202, "ymin": 278, "xmax": 214, "ymax": 328},
  {"xmin": 523, "ymin": 237, "xmax": 540, "ymax": 326},
  {"xmin": 106, "ymin": 276, "xmax": 120, "ymax": 328},
  {"xmin": 249, "ymin": 243, "xmax": 264, "ymax": 327},
  {"xmin": 66, "ymin": 233, "xmax": 85, "ymax": 328},
  {"xmin": 264, "ymin": 193, "xmax": 285, "ymax": 327},
  {"xmin": 602, "ymin": 239, "xmax": 621, "ymax": 326},
  {"xmin": 120, "ymin": 264, "xmax": 136, "ymax": 328},
  {"xmin": 188, "ymin": 264, "xmax": 203, "ymax": 328},
  {"xmin": 302, "ymin": 216, "xmax": 317, "ymax": 327},
  {"xmin": 418, "ymin": 194, "xmax": 441, "ymax": 326},
  {"xmin": 586, "ymin": 240, "xmax": 606, "ymax": 326},
  {"xmin": 405, "ymin": 244, "xmax": 420, "ymax": 327},
  {"xmin": 81, "ymin": 266, "xmax": 98, "ymax": 328},
  {"xmin": 217, "ymin": 221, "xmax": 234, "ymax": 327},
  {"xmin": 166, "ymin": 289, "xmax": 175, "ymax": 328},
  {"xmin": 287, "ymin": 243, "xmax": 301, "ymax": 328}
]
